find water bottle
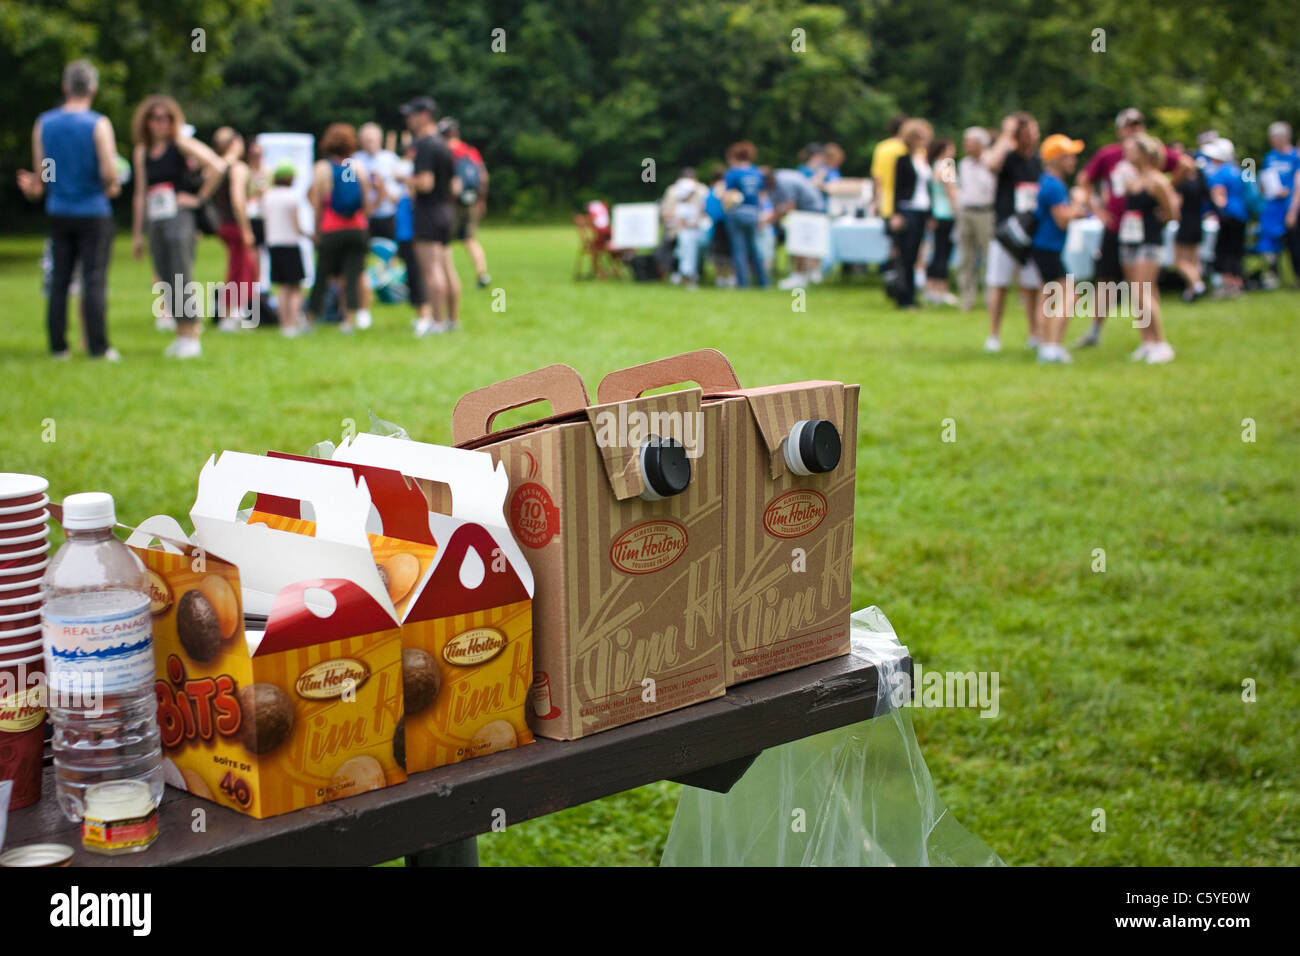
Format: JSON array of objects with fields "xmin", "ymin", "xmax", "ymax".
[{"xmin": 41, "ymin": 492, "xmax": 163, "ymax": 824}]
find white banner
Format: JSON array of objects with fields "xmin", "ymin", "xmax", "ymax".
[
  {"xmin": 610, "ymin": 202, "xmax": 659, "ymax": 250},
  {"xmin": 784, "ymin": 211, "xmax": 831, "ymax": 258}
]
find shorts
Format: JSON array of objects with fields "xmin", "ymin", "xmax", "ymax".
[
  {"xmin": 368, "ymin": 215, "xmax": 396, "ymax": 242},
  {"xmin": 985, "ymin": 234, "xmax": 1041, "ymax": 288},
  {"xmin": 1176, "ymin": 216, "xmax": 1202, "ymax": 247},
  {"xmin": 1120, "ymin": 243, "xmax": 1161, "ymax": 267},
  {"xmin": 710, "ymin": 222, "xmax": 732, "ymax": 257},
  {"xmin": 413, "ymin": 201, "xmax": 455, "ymax": 243},
  {"xmin": 1095, "ymin": 229, "xmax": 1122, "ymax": 281},
  {"xmin": 453, "ymin": 203, "xmax": 479, "ymax": 241},
  {"xmin": 1029, "ymin": 246, "xmax": 1066, "ymax": 283},
  {"xmin": 268, "ymin": 245, "xmax": 305, "ymax": 285}
]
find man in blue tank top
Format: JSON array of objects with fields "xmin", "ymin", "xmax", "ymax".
[{"xmin": 16, "ymin": 61, "xmax": 122, "ymax": 361}]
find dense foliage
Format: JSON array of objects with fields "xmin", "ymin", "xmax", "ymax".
[{"xmin": 3, "ymin": 0, "xmax": 1298, "ymax": 221}]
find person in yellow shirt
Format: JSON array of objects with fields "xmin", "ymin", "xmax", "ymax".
[{"xmin": 871, "ymin": 114, "xmax": 909, "ymax": 218}]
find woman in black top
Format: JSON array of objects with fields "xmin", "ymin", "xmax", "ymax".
[
  {"xmin": 1172, "ymin": 155, "xmax": 1208, "ymax": 301},
  {"xmin": 889, "ymin": 118, "xmax": 933, "ymax": 308},
  {"xmin": 130, "ymin": 95, "xmax": 225, "ymax": 357},
  {"xmin": 1120, "ymin": 134, "xmax": 1179, "ymax": 364}
]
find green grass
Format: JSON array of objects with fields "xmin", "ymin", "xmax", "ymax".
[{"xmin": 2, "ymin": 226, "xmax": 1296, "ymax": 866}]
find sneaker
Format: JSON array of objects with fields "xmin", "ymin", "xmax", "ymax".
[
  {"xmin": 173, "ymin": 338, "xmax": 201, "ymax": 360},
  {"xmin": 477, "ymin": 274, "xmax": 491, "ymax": 289},
  {"xmin": 983, "ymin": 336, "xmax": 1002, "ymax": 353},
  {"xmin": 1073, "ymin": 331, "xmax": 1101, "ymax": 348},
  {"xmin": 809, "ymin": 271, "xmax": 824, "ymax": 285},
  {"xmin": 355, "ymin": 310, "xmax": 373, "ymax": 330},
  {"xmin": 338, "ymin": 322, "xmax": 354, "ymax": 335},
  {"xmin": 163, "ymin": 338, "xmax": 182, "ymax": 357},
  {"xmin": 52, "ymin": 350, "xmax": 71, "ymax": 362},
  {"xmin": 1025, "ymin": 336, "xmax": 1042, "ymax": 350},
  {"xmin": 155, "ymin": 315, "xmax": 177, "ymax": 332},
  {"xmin": 218, "ymin": 316, "xmax": 241, "ymax": 333},
  {"xmin": 1037, "ymin": 344, "xmax": 1071, "ymax": 364},
  {"xmin": 1145, "ymin": 342, "xmax": 1176, "ymax": 364},
  {"xmin": 93, "ymin": 347, "xmax": 123, "ymax": 363},
  {"xmin": 446, "ymin": 320, "xmax": 461, "ymax": 332},
  {"xmin": 414, "ymin": 318, "xmax": 447, "ymax": 337},
  {"xmin": 777, "ymin": 273, "xmax": 807, "ymax": 290},
  {"xmin": 280, "ymin": 325, "xmax": 300, "ymax": 339},
  {"xmin": 669, "ymin": 272, "xmax": 683, "ymax": 286},
  {"xmin": 1131, "ymin": 343, "xmax": 1152, "ymax": 362}
]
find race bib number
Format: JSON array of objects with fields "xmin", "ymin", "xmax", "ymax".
[
  {"xmin": 1259, "ymin": 167, "xmax": 1286, "ymax": 200},
  {"xmin": 147, "ymin": 183, "xmax": 178, "ymax": 221},
  {"xmin": 1014, "ymin": 182, "xmax": 1039, "ymax": 214},
  {"xmin": 1119, "ymin": 210, "xmax": 1144, "ymax": 244},
  {"xmin": 1109, "ymin": 161, "xmax": 1135, "ymax": 200}
]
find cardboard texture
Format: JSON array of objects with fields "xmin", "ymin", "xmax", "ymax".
[
  {"xmin": 322, "ymin": 437, "xmax": 535, "ymax": 770},
  {"xmin": 598, "ymin": 350, "xmax": 858, "ymax": 686},
  {"xmin": 453, "ymin": 364, "xmax": 725, "ymax": 740},
  {"xmin": 125, "ymin": 456, "xmax": 409, "ymax": 819}
]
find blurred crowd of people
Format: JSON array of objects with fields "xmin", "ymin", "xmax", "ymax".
[
  {"xmin": 16, "ymin": 61, "xmax": 491, "ymax": 359},
  {"xmin": 587, "ymin": 109, "xmax": 1300, "ymax": 367}
]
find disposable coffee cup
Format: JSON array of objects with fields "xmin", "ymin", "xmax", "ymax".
[
  {"xmin": 0, "ymin": 577, "xmax": 41, "ymax": 594},
  {"xmin": 0, "ymin": 635, "xmax": 43, "ymax": 656},
  {"xmin": 0, "ymin": 558, "xmax": 48, "ymax": 578},
  {"xmin": 0, "ymin": 541, "xmax": 49, "ymax": 561},
  {"xmin": 0, "ymin": 496, "xmax": 49, "ymax": 520},
  {"xmin": 0, "ymin": 474, "xmax": 49, "ymax": 506},
  {"xmin": 0, "ymin": 516, "xmax": 50, "ymax": 540},
  {"xmin": 0, "ymin": 652, "xmax": 46, "ymax": 810},
  {"xmin": 0, "ymin": 595, "xmax": 41, "ymax": 615}
]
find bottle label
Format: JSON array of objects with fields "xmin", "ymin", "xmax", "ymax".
[{"xmin": 43, "ymin": 599, "xmax": 154, "ymax": 697}]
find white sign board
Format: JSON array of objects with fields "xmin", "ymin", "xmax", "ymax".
[
  {"xmin": 257, "ymin": 132, "xmax": 317, "ymax": 286},
  {"xmin": 784, "ymin": 211, "xmax": 831, "ymax": 258},
  {"xmin": 610, "ymin": 203, "xmax": 659, "ymax": 250}
]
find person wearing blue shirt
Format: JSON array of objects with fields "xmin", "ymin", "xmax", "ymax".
[
  {"xmin": 1029, "ymin": 134, "xmax": 1087, "ymax": 363},
  {"xmin": 1259, "ymin": 122, "xmax": 1300, "ymax": 287},
  {"xmin": 16, "ymin": 61, "xmax": 123, "ymax": 360},
  {"xmin": 1204, "ymin": 139, "xmax": 1246, "ymax": 296},
  {"xmin": 722, "ymin": 141, "xmax": 769, "ymax": 287}
]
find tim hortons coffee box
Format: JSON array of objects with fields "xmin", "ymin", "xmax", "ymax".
[
  {"xmin": 124, "ymin": 452, "xmax": 411, "ymax": 819},
  {"xmin": 600, "ymin": 350, "xmax": 858, "ymax": 686},
  {"xmin": 322, "ymin": 436, "xmax": 536, "ymax": 771},
  {"xmin": 452, "ymin": 363, "xmax": 725, "ymax": 740}
]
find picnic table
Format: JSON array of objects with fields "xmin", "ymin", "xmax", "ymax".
[{"xmin": 6, "ymin": 647, "xmax": 908, "ymax": 866}]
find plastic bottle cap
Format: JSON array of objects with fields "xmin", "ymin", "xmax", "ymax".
[
  {"xmin": 784, "ymin": 420, "xmax": 842, "ymax": 476},
  {"xmin": 639, "ymin": 437, "xmax": 691, "ymax": 501},
  {"xmin": 61, "ymin": 492, "xmax": 117, "ymax": 530}
]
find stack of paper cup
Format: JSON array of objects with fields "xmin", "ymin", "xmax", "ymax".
[{"xmin": 0, "ymin": 473, "xmax": 50, "ymax": 809}]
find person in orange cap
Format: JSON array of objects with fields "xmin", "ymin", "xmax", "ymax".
[{"xmin": 1030, "ymin": 134, "xmax": 1089, "ymax": 363}]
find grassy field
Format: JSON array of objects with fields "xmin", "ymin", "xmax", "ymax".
[{"xmin": 1, "ymin": 225, "xmax": 1296, "ymax": 866}]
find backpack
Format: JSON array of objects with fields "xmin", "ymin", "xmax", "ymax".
[
  {"xmin": 329, "ymin": 160, "xmax": 363, "ymax": 216},
  {"xmin": 455, "ymin": 153, "xmax": 481, "ymax": 205}
]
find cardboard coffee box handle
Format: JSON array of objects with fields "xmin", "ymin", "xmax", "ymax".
[
  {"xmin": 596, "ymin": 348, "xmax": 741, "ymax": 404},
  {"xmin": 452, "ymin": 363, "xmax": 591, "ymax": 444}
]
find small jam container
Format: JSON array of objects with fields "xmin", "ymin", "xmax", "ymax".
[
  {"xmin": 81, "ymin": 780, "xmax": 158, "ymax": 855},
  {"xmin": 0, "ymin": 843, "xmax": 74, "ymax": 867}
]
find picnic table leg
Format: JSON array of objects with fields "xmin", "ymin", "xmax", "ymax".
[
  {"xmin": 669, "ymin": 752, "xmax": 761, "ymax": 794},
  {"xmin": 405, "ymin": 836, "xmax": 479, "ymax": 867}
]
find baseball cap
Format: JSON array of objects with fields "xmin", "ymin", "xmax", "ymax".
[
  {"xmin": 1041, "ymin": 134, "xmax": 1085, "ymax": 161},
  {"xmin": 1115, "ymin": 108, "xmax": 1144, "ymax": 132},
  {"xmin": 273, "ymin": 160, "xmax": 296, "ymax": 179},
  {"xmin": 400, "ymin": 95, "xmax": 438, "ymax": 118},
  {"xmin": 1202, "ymin": 138, "xmax": 1236, "ymax": 163},
  {"xmin": 437, "ymin": 117, "xmax": 459, "ymax": 136}
]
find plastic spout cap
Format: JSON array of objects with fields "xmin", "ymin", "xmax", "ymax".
[
  {"xmin": 639, "ymin": 437, "xmax": 691, "ymax": 501},
  {"xmin": 784, "ymin": 420, "xmax": 841, "ymax": 476},
  {"xmin": 61, "ymin": 492, "xmax": 117, "ymax": 530}
]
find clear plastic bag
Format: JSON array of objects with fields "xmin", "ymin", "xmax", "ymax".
[{"xmin": 660, "ymin": 607, "xmax": 1003, "ymax": 866}]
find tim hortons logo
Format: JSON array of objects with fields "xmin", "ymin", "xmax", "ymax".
[
  {"xmin": 296, "ymin": 658, "xmax": 371, "ymax": 700},
  {"xmin": 609, "ymin": 520, "xmax": 688, "ymax": 575},
  {"xmin": 443, "ymin": 627, "xmax": 507, "ymax": 667},
  {"xmin": 763, "ymin": 490, "xmax": 828, "ymax": 538},
  {"xmin": 0, "ymin": 686, "xmax": 44, "ymax": 732},
  {"xmin": 147, "ymin": 569, "xmax": 173, "ymax": 616}
]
